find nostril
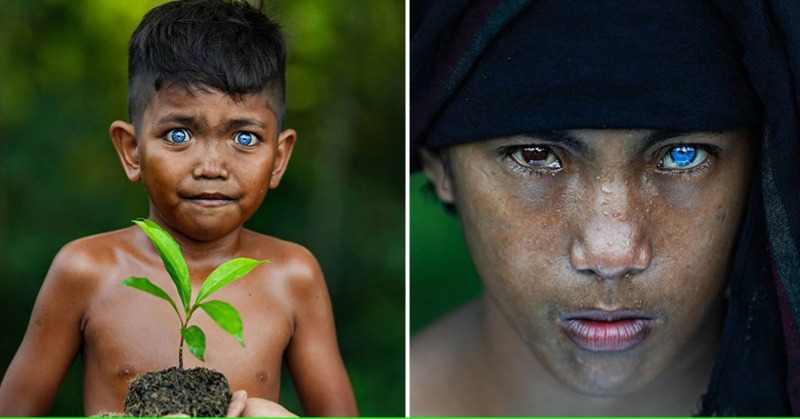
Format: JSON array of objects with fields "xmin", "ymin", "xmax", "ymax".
[
  {"xmin": 570, "ymin": 235, "xmax": 653, "ymax": 281},
  {"xmin": 192, "ymin": 161, "xmax": 229, "ymax": 180},
  {"xmin": 591, "ymin": 264, "xmax": 644, "ymax": 281}
]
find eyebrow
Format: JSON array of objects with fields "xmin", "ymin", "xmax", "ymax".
[
  {"xmin": 643, "ymin": 130, "xmax": 695, "ymax": 148},
  {"xmin": 223, "ymin": 118, "xmax": 267, "ymax": 133},
  {"xmin": 536, "ymin": 130, "xmax": 720, "ymax": 146},
  {"xmin": 641, "ymin": 130, "xmax": 727, "ymax": 153},
  {"xmin": 524, "ymin": 131, "xmax": 588, "ymax": 154},
  {"xmin": 156, "ymin": 114, "xmax": 202, "ymax": 128},
  {"xmin": 155, "ymin": 114, "xmax": 267, "ymax": 133}
]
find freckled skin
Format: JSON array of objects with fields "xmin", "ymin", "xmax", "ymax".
[
  {"xmin": 0, "ymin": 86, "xmax": 357, "ymax": 417},
  {"xmin": 412, "ymin": 129, "xmax": 752, "ymax": 415}
]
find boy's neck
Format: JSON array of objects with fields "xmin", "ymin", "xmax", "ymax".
[{"xmin": 476, "ymin": 295, "xmax": 723, "ymax": 416}]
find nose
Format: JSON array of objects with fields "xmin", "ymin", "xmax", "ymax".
[
  {"xmin": 192, "ymin": 143, "xmax": 229, "ymax": 180},
  {"xmin": 569, "ymin": 180, "xmax": 652, "ymax": 280}
]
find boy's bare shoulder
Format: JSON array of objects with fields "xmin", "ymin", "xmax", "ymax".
[
  {"xmin": 41, "ymin": 227, "xmax": 142, "ymax": 305},
  {"xmin": 410, "ymin": 299, "xmax": 483, "ymax": 416},
  {"xmin": 50, "ymin": 227, "xmax": 140, "ymax": 280},
  {"xmin": 240, "ymin": 230, "xmax": 325, "ymax": 293}
]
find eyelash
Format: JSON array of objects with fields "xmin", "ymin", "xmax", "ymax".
[
  {"xmin": 233, "ymin": 131, "xmax": 261, "ymax": 148},
  {"xmin": 654, "ymin": 144, "xmax": 719, "ymax": 175},
  {"xmin": 498, "ymin": 145, "xmax": 563, "ymax": 176},
  {"xmin": 162, "ymin": 129, "xmax": 262, "ymax": 147},
  {"xmin": 498, "ymin": 143, "xmax": 720, "ymax": 177},
  {"xmin": 164, "ymin": 128, "xmax": 191, "ymax": 145}
]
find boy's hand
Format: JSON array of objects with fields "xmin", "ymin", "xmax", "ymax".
[{"xmin": 227, "ymin": 390, "xmax": 298, "ymax": 418}]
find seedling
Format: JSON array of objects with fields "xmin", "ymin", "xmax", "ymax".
[{"xmin": 121, "ymin": 218, "xmax": 268, "ymax": 369}]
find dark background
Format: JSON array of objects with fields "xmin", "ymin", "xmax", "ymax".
[{"xmin": 0, "ymin": 0, "xmax": 404, "ymax": 415}]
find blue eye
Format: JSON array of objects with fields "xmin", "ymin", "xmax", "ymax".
[
  {"xmin": 659, "ymin": 145, "xmax": 708, "ymax": 170},
  {"xmin": 669, "ymin": 146, "xmax": 696, "ymax": 166},
  {"xmin": 235, "ymin": 132, "xmax": 257, "ymax": 147},
  {"xmin": 168, "ymin": 129, "xmax": 189, "ymax": 144}
]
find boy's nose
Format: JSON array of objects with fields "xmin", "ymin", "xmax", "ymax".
[
  {"xmin": 569, "ymin": 179, "xmax": 652, "ymax": 280},
  {"xmin": 192, "ymin": 145, "xmax": 229, "ymax": 180}
]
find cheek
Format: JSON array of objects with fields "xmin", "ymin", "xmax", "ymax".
[
  {"xmin": 141, "ymin": 152, "xmax": 184, "ymax": 198},
  {"xmin": 651, "ymin": 191, "xmax": 743, "ymax": 300},
  {"xmin": 455, "ymin": 169, "xmax": 568, "ymax": 312},
  {"xmin": 235, "ymin": 153, "xmax": 274, "ymax": 184},
  {"xmin": 234, "ymin": 157, "xmax": 275, "ymax": 220},
  {"xmin": 655, "ymin": 165, "xmax": 748, "ymax": 267},
  {"xmin": 634, "ymin": 179, "xmax": 749, "ymax": 341}
]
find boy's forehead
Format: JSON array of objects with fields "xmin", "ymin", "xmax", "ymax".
[{"xmin": 142, "ymin": 83, "xmax": 278, "ymax": 127}]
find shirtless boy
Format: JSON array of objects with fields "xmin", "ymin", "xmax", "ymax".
[
  {"xmin": 411, "ymin": 0, "xmax": 798, "ymax": 416},
  {"xmin": 0, "ymin": 0, "xmax": 357, "ymax": 416}
]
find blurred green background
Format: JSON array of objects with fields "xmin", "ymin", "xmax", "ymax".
[
  {"xmin": 0, "ymin": 0, "xmax": 404, "ymax": 416},
  {"xmin": 408, "ymin": 174, "xmax": 481, "ymax": 333}
]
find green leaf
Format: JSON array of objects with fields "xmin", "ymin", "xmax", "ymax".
[
  {"xmin": 181, "ymin": 325, "xmax": 206, "ymax": 362},
  {"xmin": 121, "ymin": 276, "xmax": 182, "ymax": 321},
  {"xmin": 132, "ymin": 219, "xmax": 191, "ymax": 311},
  {"xmin": 200, "ymin": 300, "xmax": 245, "ymax": 347},
  {"xmin": 195, "ymin": 258, "xmax": 268, "ymax": 305}
]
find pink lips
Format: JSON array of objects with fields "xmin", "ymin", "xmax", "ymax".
[{"xmin": 561, "ymin": 312, "xmax": 654, "ymax": 351}]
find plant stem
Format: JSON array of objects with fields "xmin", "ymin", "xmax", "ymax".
[
  {"xmin": 178, "ymin": 334, "xmax": 184, "ymax": 371},
  {"xmin": 178, "ymin": 312, "xmax": 190, "ymax": 371}
]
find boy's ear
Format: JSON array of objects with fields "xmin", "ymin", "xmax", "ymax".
[
  {"xmin": 109, "ymin": 120, "xmax": 141, "ymax": 182},
  {"xmin": 420, "ymin": 148, "xmax": 455, "ymax": 203},
  {"xmin": 269, "ymin": 129, "xmax": 297, "ymax": 189}
]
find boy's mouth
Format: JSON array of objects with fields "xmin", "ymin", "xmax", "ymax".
[
  {"xmin": 185, "ymin": 192, "xmax": 237, "ymax": 207},
  {"xmin": 559, "ymin": 310, "xmax": 656, "ymax": 352}
]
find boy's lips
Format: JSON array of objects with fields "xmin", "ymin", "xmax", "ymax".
[
  {"xmin": 559, "ymin": 310, "xmax": 656, "ymax": 352},
  {"xmin": 183, "ymin": 192, "xmax": 238, "ymax": 207}
]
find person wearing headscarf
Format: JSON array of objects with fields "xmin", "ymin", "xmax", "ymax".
[{"xmin": 410, "ymin": 0, "xmax": 799, "ymax": 415}]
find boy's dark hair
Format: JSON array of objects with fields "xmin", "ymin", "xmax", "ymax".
[{"xmin": 127, "ymin": 0, "xmax": 286, "ymax": 129}]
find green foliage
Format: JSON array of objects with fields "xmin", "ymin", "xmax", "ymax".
[
  {"xmin": 195, "ymin": 258, "xmax": 265, "ymax": 306},
  {"xmin": 181, "ymin": 326, "xmax": 207, "ymax": 363},
  {"xmin": 410, "ymin": 173, "xmax": 482, "ymax": 333},
  {"xmin": 1, "ymin": 0, "xmax": 404, "ymax": 415},
  {"xmin": 120, "ymin": 276, "xmax": 180, "ymax": 319},
  {"xmin": 122, "ymin": 219, "xmax": 267, "ymax": 366},
  {"xmin": 131, "ymin": 219, "xmax": 191, "ymax": 310},
  {"xmin": 199, "ymin": 300, "xmax": 245, "ymax": 347}
]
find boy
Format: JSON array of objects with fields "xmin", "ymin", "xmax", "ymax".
[
  {"xmin": 411, "ymin": 0, "xmax": 799, "ymax": 416},
  {"xmin": 0, "ymin": 0, "xmax": 357, "ymax": 416}
]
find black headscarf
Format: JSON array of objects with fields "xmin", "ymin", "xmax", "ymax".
[{"xmin": 411, "ymin": 0, "xmax": 800, "ymax": 415}]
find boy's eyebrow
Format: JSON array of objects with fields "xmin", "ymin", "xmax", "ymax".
[
  {"xmin": 533, "ymin": 130, "xmax": 720, "ymax": 149},
  {"xmin": 524, "ymin": 131, "xmax": 588, "ymax": 154},
  {"xmin": 156, "ymin": 113, "xmax": 201, "ymax": 127},
  {"xmin": 154, "ymin": 114, "xmax": 267, "ymax": 132},
  {"xmin": 517, "ymin": 130, "xmax": 726, "ymax": 157},
  {"xmin": 641, "ymin": 130, "xmax": 724, "ymax": 151},
  {"xmin": 223, "ymin": 118, "xmax": 268, "ymax": 132}
]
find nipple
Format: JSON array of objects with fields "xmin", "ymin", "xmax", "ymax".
[
  {"xmin": 117, "ymin": 363, "xmax": 137, "ymax": 379},
  {"xmin": 256, "ymin": 371, "xmax": 268, "ymax": 383}
]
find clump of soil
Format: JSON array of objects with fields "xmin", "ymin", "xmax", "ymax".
[{"xmin": 123, "ymin": 367, "xmax": 232, "ymax": 417}]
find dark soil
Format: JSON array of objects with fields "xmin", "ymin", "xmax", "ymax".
[{"xmin": 123, "ymin": 367, "xmax": 232, "ymax": 417}]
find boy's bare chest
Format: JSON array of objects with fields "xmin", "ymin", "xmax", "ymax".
[{"xmin": 81, "ymin": 270, "xmax": 293, "ymax": 401}]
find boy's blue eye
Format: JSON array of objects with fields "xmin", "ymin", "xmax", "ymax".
[
  {"xmin": 168, "ymin": 129, "xmax": 189, "ymax": 144},
  {"xmin": 659, "ymin": 145, "xmax": 708, "ymax": 170},
  {"xmin": 235, "ymin": 132, "xmax": 257, "ymax": 147}
]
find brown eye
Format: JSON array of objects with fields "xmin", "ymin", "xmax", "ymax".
[
  {"xmin": 509, "ymin": 146, "xmax": 563, "ymax": 170},
  {"xmin": 521, "ymin": 147, "xmax": 549, "ymax": 165}
]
